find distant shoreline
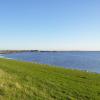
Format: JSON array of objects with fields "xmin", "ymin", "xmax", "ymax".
[
  {"xmin": 0, "ymin": 50, "xmax": 100, "ymax": 54},
  {"xmin": 0, "ymin": 50, "xmax": 39, "ymax": 54}
]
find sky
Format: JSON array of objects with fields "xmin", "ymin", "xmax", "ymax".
[{"xmin": 0, "ymin": 0, "xmax": 100, "ymax": 50}]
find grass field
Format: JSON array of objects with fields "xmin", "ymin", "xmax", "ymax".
[{"xmin": 0, "ymin": 58, "xmax": 100, "ymax": 100}]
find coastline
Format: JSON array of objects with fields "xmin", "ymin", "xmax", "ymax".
[
  {"xmin": 1, "ymin": 50, "xmax": 100, "ymax": 54},
  {"xmin": 0, "ymin": 58, "xmax": 100, "ymax": 99}
]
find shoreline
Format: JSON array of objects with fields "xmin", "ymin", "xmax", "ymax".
[
  {"xmin": 0, "ymin": 57, "xmax": 98, "ymax": 74},
  {"xmin": 1, "ymin": 50, "xmax": 100, "ymax": 54},
  {"xmin": 0, "ymin": 58, "xmax": 100, "ymax": 99}
]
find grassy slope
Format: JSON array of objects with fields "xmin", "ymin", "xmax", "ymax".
[{"xmin": 0, "ymin": 58, "xmax": 100, "ymax": 100}]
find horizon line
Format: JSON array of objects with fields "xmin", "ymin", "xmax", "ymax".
[{"xmin": 0, "ymin": 49, "xmax": 100, "ymax": 52}]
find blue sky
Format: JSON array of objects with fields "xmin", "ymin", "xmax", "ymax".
[{"xmin": 0, "ymin": 0, "xmax": 100, "ymax": 50}]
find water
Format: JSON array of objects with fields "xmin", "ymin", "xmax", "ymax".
[{"xmin": 2, "ymin": 51, "xmax": 100, "ymax": 73}]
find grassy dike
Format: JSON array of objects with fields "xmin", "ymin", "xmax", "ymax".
[{"xmin": 0, "ymin": 58, "xmax": 100, "ymax": 100}]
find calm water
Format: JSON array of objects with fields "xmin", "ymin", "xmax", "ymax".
[{"xmin": 2, "ymin": 51, "xmax": 100, "ymax": 73}]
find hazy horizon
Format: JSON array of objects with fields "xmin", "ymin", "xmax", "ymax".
[
  {"xmin": 0, "ymin": 0, "xmax": 100, "ymax": 50},
  {"xmin": 1, "ymin": 48, "xmax": 100, "ymax": 51}
]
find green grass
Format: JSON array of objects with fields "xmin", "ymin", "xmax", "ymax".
[{"xmin": 0, "ymin": 58, "xmax": 100, "ymax": 100}]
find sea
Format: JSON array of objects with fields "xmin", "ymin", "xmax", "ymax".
[{"xmin": 1, "ymin": 51, "xmax": 100, "ymax": 73}]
